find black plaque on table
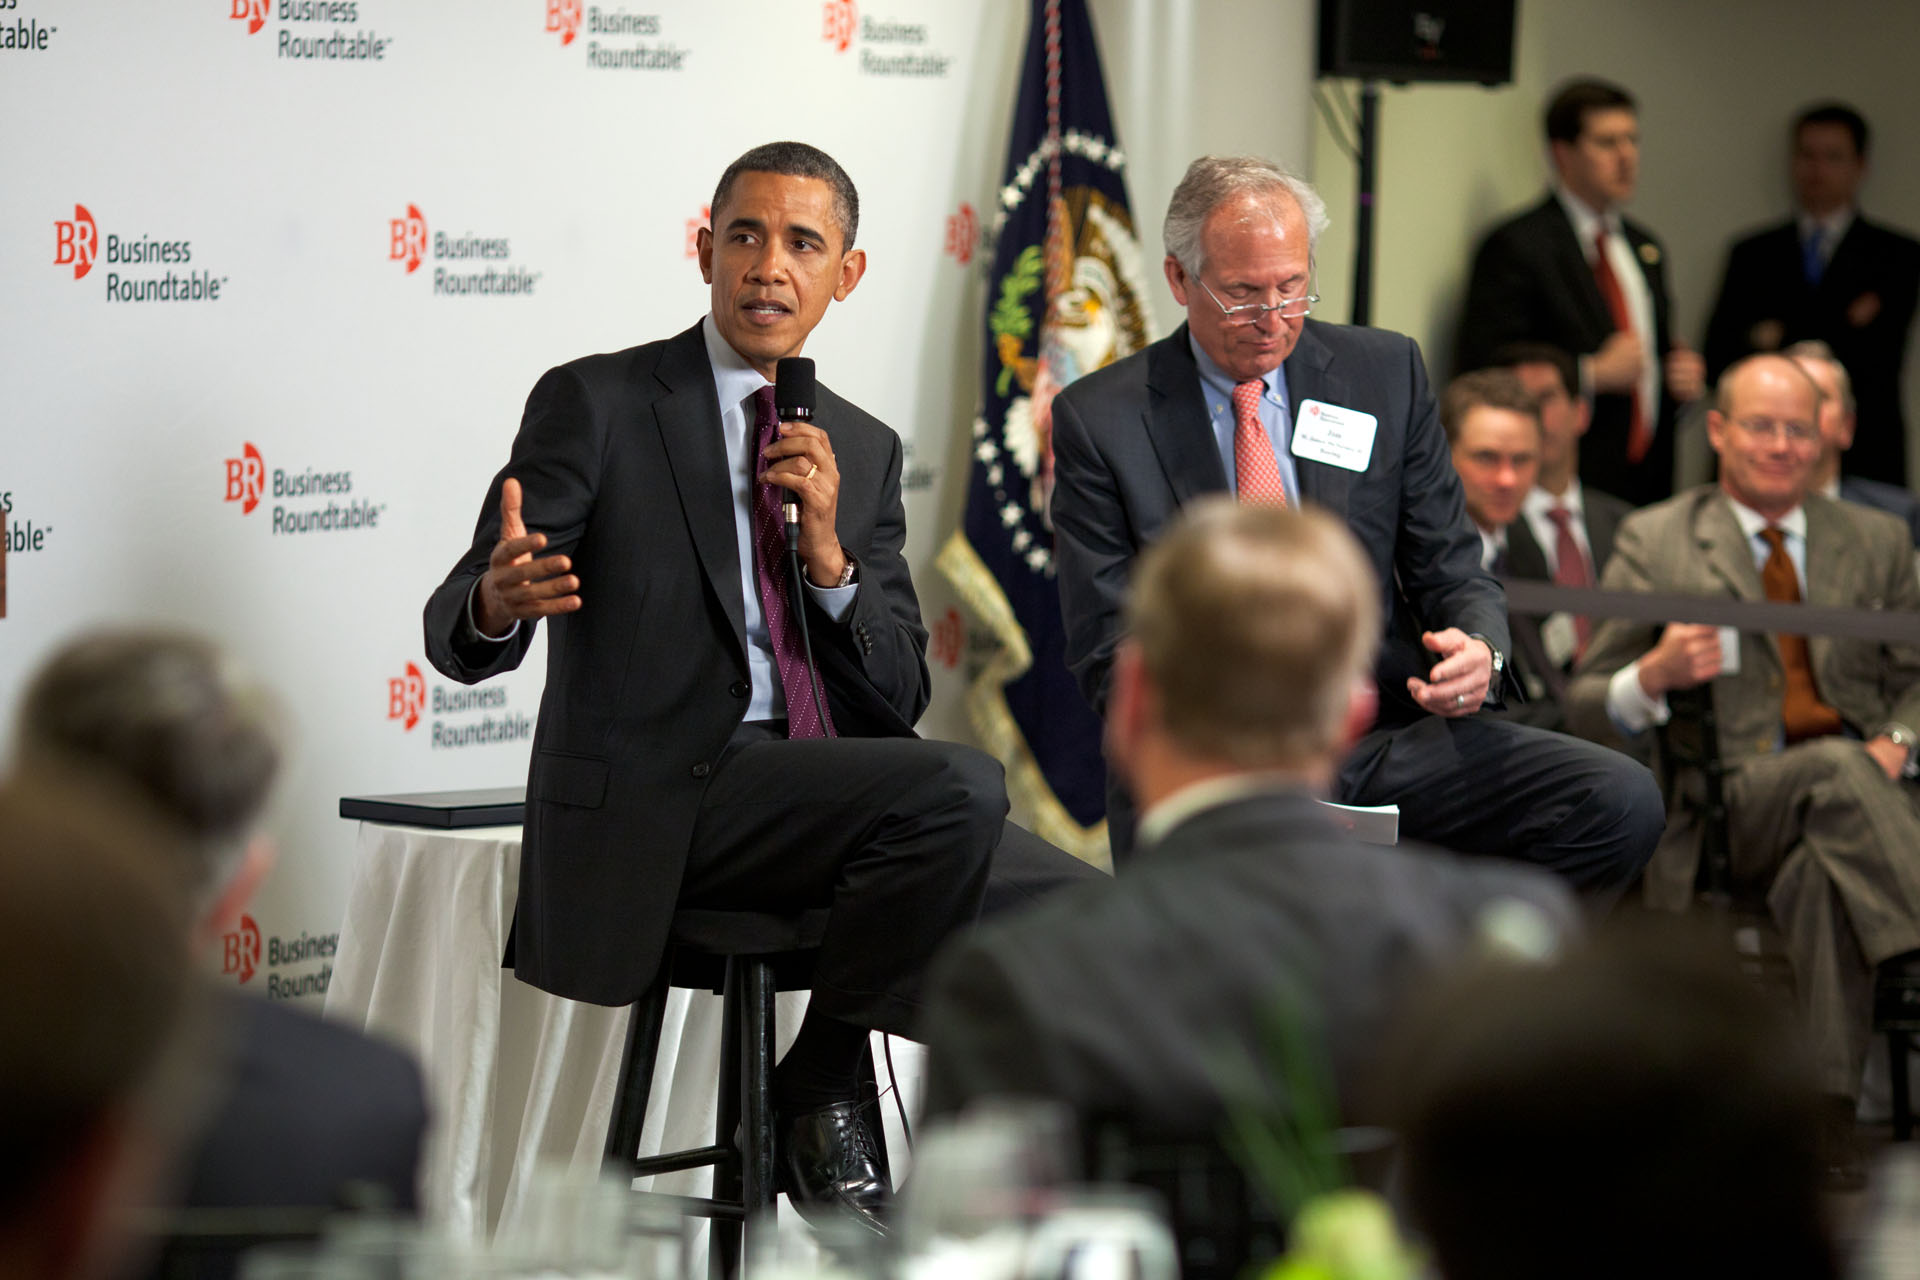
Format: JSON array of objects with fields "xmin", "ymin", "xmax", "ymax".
[{"xmin": 338, "ymin": 787, "xmax": 525, "ymax": 829}]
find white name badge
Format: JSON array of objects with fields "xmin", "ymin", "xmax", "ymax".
[{"xmin": 1291, "ymin": 399, "xmax": 1378, "ymax": 472}]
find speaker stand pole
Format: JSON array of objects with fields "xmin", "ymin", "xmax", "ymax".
[{"xmin": 1350, "ymin": 79, "xmax": 1380, "ymax": 328}]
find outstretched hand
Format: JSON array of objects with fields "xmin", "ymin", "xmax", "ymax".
[
  {"xmin": 475, "ymin": 477, "xmax": 580, "ymax": 636},
  {"xmin": 1408, "ymin": 628, "xmax": 1493, "ymax": 717}
]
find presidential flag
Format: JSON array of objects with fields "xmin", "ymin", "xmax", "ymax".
[{"xmin": 937, "ymin": 0, "xmax": 1150, "ymax": 865}]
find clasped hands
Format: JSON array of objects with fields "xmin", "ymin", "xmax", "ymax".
[{"xmin": 1408, "ymin": 628, "xmax": 1494, "ymax": 718}]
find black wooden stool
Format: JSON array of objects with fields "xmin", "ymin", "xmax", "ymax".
[{"xmin": 602, "ymin": 908, "xmax": 830, "ymax": 1280}]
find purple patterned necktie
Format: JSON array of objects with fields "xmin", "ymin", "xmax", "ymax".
[{"xmin": 751, "ymin": 385, "xmax": 835, "ymax": 738}]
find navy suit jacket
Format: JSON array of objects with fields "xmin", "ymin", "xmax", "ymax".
[
  {"xmin": 1500, "ymin": 486, "xmax": 1634, "ymax": 726},
  {"xmin": 176, "ymin": 991, "xmax": 426, "ymax": 1211},
  {"xmin": 1705, "ymin": 214, "xmax": 1920, "ymax": 488},
  {"xmin": 1456, "ymin": 196, "xmax": 1678, "ymax": 506},
  {"xmin": 423, "ymin": 321, "xmax": 928, "ymax": 1006},
  {"xmin": 1841, "ymin": 475, "xmax": 1920, "ymax": 547},
  {"xmin": 1051, "ymin": 320, "xmax": 1506, "ymax": 731},
  {"xmin": 921, "ymin": 789, "xmax": 1575, "ymax": 1136}
]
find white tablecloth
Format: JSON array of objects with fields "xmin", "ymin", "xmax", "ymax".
[{"xmin": 324, "ymin": 821, "xmax": 920, "ymax": 1241}]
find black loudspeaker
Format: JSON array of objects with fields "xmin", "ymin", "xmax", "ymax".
[{"xmin": 1317, "ymin": 0, "xmax": 1516, "ymax": 85}]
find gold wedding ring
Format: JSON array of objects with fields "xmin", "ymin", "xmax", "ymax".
[{"xmin": 805, "ymin": 462, "xmax": 819, "ymax": 480}]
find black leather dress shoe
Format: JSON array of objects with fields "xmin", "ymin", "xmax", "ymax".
[{"xmin": 777, "ymin": 1099, "xmax": 891, "ymax": 1239}]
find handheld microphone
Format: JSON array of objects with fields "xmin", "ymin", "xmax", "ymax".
[{"xmin": 774, "ymin": 357, "xmax": 817, "ymax": 551}]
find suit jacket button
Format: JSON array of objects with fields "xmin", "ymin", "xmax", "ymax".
[
  {"xmin": 729, "ymin": 680, "xmax": 749, "ymax": 698},
  {"xmin": 692, "ymin": 762, "xmax": 711, "ymax": 779}
]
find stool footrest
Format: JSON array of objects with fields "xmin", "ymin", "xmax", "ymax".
[
  {"xmin": 614, "ymin": 1190, "xmax": 747, "ymax": 1223},
  {"xmin": 628, "ymin": 1144, "xmax": 732, "ymax": 1177}
]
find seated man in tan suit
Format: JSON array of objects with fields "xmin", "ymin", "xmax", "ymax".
[{"xmin": 1567, "ymin": 353, "xmax": 1920, "ymax": 1185}]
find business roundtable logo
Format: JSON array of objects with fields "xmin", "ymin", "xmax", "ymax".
[
  {"xmin": 544, "ymin": 1, "xmax": 688, "ymax": 71},
  {"xmin": 218, "ymin": 912, "xmax": 339, "ymax": 999},
  {"xmin": 227, "ymin": 0, "xmax": 394, "ymax": 61},
  {"xmin": 388, "ymin": 204, "xmax": 542, "ymax": 297},
  {"xmin": 389, "ymin": 660, "xmax": 531, "ymax": 749},
  {"xmin": 821, "ymin": 0, "xmax": 952, "ymax": 77},
  {"xmin": 223, "ymin": 440, "xmax": 387, "ymax": 535},
  {"xmin": 3, "ymin": 0, "xmax": 56, "ymax": 51},
  {"xmin": 54, "ymin": 204, "xmax": 229, "ymax": 303}
]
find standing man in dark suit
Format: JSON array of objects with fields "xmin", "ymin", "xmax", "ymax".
[
  {"xmin": 424, "ymin": 143, "xmax": 1093, "ymax": 1237},
  {"xmin": 1457, "ymin": 79, "xmax": 1706, "ymax": 506},
  {"xmin": 922, "ymin": 500, "xmax": 1576, "ymax": 1139},
  {"xmin": 1788, "ymin": 340, "xmax": 1920, "ymax": 546},
  {"xmin": 1050, "ymin": 155, "xmax": 1662, "ymax": 900},
  {"xmin": 14, "ymin": 631, "xmax": 427, "ymax": 1218},
  {"xmin": 1705, "ymin": 103, "xmax": 1920, "ymax": 489}
]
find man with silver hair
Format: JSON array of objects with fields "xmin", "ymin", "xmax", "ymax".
[
  {"xmin": 15, "ymin": 629, "xmax": 427, "ymax": 1218},
  {"xmin": 1050, "ymin": 155, "xmax": 1663, "ymax": 901}
]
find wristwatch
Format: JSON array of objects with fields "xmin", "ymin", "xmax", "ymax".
[
  {"xmin": 835, "ymin": 556, "xmax": 858, "ymax": 588},
  {"xmin": 1883, "ymin": 722, "xmax": 1918, "ymax": 776},
  {"xmin": 1469, "ymin": 633, "xmax": 1506, "ymax": 703}
]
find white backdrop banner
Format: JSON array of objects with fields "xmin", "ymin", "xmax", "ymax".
[{"xmin": 2, "ymin": 0, "xmax": 1315, "ymax": 1009}]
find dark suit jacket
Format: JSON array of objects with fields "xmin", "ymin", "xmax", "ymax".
[
  {"xmin": 176, "ymin": 991, "xmax": 426, "ymax": 1211},
  {"xmin": 1704, "ymin": 215, "xmax": 1920, "ymax": 487},
  {"xmin": 1501, "ymin": 486, "xmax": 1636, "ymax": 725},
  {"xmin": 1457, "ymin": 196, "xmax": 1679, "ymax": 506},
  {"xmin": 920, "ymin": 790, "xmax": 1576, "ymax": 1136},
  {"xmin": 1840, "ymin": 475, "xmax": 1920, "ymax": 547},
  {"xmin": 423, "ymin": 320, "xmax": 928, "ymax": 1006},
  {"xmin": 1052, "ymin": 321, "xmax": 1507, "ymax": 731}
]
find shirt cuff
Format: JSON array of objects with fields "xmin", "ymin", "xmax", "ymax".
[
  {"xmin": 1606, "ymin": 661, "xmax": 1669, "ymax": 736},
  {"xmin": 465, "ymin": 579, "xmax": 520, "ymax": 644},
  {"xmin": 805, "ymin": 579, "xmax": 857, "ymax": 623}
]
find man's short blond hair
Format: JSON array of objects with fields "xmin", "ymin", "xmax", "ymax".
[{"xmin": 1125, "ymin": 499, "xmax": 1380, "ymax": 768}]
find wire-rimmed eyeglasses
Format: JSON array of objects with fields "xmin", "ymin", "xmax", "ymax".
[{"xmin": 1195, "ymin": 275, "xmax": 1318, "ymax": 325}]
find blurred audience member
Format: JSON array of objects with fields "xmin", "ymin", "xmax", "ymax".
[
  {"xmin": 1457, "ymin": 78, "xmax": 1705, "ymax": 506},
  {"xmin": 1565, "ymin": 355, "xmax": 1920, "ymax": 1184},
  {"xmin": 1705, "ymin": 103, "xmax": 1920, "ymax": 489},
  {"xmin": 1441, "ymin": 369, "xmax": 1562, "ymax": 730},
  {"xmin": 1392, "ymin": 926, "xmax": 1837, "ymax": 1280},
  {"xmin": 1442, "ymin": 369, "xmax": 1542, "ymax": 575},
  {"xmin": 1494, "ymin": 343, "xmax": 1638, "ymax": 718},
  {"xmin": 1786, "ymin": 339, "xmax": 1920, "ymax": 545},
  {"xmin": 0, "ymin": 773, "xmax": 196, "ymax": 1280},
  {"xmin": 15, "ymin": 630, "xmax": 428, "ymax": 1216},
  {"xmin": 921, "ymin": 500, "xmax": 1574, "ymax": 1139}
]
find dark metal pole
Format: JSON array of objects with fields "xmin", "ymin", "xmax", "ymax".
[{"xmin": 1351, "ymin": 80, "xmax": 1380, "ymax": 328}]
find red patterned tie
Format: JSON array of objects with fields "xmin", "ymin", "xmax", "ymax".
[
  {"xmin": 751, "ymin": 386, "xmax": 835, "ymax": 739},
  {"xmin": 1547, "ymin": 506, "xmax": 1592, "ymax": 659},
  {"xmin": 1232, "ymin": 379, "xmax": 1288, "ymax": 507},
  {"xmin": 1591, "ymin": 227, "xmax": 1651, "ymax": 464}
]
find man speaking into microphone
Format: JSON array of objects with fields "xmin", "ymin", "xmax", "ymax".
[{"xmin": 424, "ymin": 142, "xmax": 1093, "ymax": 1237}]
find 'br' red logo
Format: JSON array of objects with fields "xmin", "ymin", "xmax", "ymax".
[
  {"xmin": 546, "ymin": 0, "xmax": 581, "ymax": 45},
  {"xmin": 54, "ymin": 204, "xmax": 98, "ymax": 281},
  {"xmin": 229, "ymin": 0, "xmax": 268, "ymax": 35},
  {"xmin": 222, "ymin": 913, "xmax": 261, "ymax": 984},
  {"xmin": 945, "ymin": 203, "xmax": 977, "ymax": 266},
  {"xmin": 931, "ymin": 607, "xmax": 964, "ymax": 670},
  {"xmin": 685, "ymin": 204, "xmax": 711, "ymax": 259},
  {"xmin": 224, "ymin": 443, "xmax": 265, "ymax": 515},
  {"xmin": 822, "ymin": 0, "xmax": 856, "ymax": 51},
  {"xmin": 389, "ymin": 204, "xmax": 428, "ymax": 274},
  {"xmin": 389, "ymin": 662, "xmax": 426, "ymax": 731}
]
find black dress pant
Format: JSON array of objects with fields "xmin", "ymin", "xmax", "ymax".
[
  {"xmin": 1108, "ymin": 716, "xmax": 1661, "ymax": 908},
  {"xmin": 679, "ymin": 723, "xmax": 1100, "ymax": 1037}
]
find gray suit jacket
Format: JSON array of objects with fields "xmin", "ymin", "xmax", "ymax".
[
  {"xmin": 422, "ymin": 321, "xmax": 928, "ymax": 1006},
  {"xmin": 1566, "ymin": 486, "xmax": 1920, "ymax": 908},
  {"xmin": 920, "ymin": 789, "xmax": 1575, "ymax": 1137},
  {"xmin": 1051, "ymin": 321, "xmax": 1507, "ymax": 729}
]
